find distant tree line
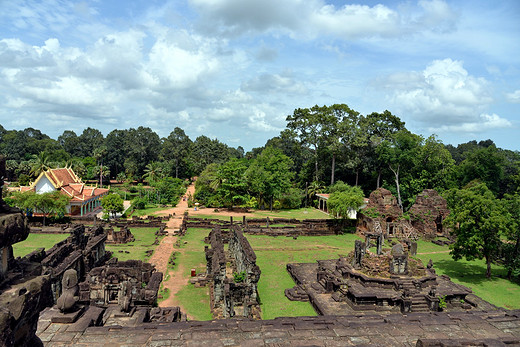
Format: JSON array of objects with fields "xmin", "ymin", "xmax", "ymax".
[{"xmin": 1, "ymin": 103, "xmax": 519, "ymax": 278}]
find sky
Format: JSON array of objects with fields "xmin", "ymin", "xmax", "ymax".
[{"xmin": 0, "ymin": 0, "xmax": 519, "ymax": 151}]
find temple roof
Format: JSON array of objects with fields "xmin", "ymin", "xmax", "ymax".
[{"xmin": 20, "ymin": 168, "xmax": 108, "ymax": 204}]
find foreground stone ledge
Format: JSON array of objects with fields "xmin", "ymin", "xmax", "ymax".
[{"xmin": 38, "ymin": 310, "xmax": 520, "ymax": 346}]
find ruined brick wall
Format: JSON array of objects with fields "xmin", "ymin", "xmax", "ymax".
[
  {"xmin": 228, "ymin": 225, "xmax": 261, "ymax": 317},
  {"xmin": 79, "ymin": 259, "xmax": 162, "ymax": 307},
  {"xmin": 409, "ymin": 189, "xmax": 450, "ymax": 237},
  {"xmin": 205, "ymin": 225, "xmax": 261, "ymax": 319}
]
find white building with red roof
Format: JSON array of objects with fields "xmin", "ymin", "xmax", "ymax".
[{"xmin": 19, "ymin": 168, "xmax": 109, "ymax": 216}]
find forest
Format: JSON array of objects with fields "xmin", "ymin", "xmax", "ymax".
[
  {"xmin": 1, "ymin": 104, "xmax": 518, "ymax": 208},
  {"xmin": 1, "ymin": 103, "xmax": 520, "ymax": 278}
]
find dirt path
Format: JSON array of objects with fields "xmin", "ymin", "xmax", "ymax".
[{"xmin": 148, "ymin": 184, "xmax": 195, "ymax": 313}]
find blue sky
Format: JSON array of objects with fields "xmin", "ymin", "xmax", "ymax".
[{"xmin": 0, "ymin": 0, "xmax": 519, "ymax": 150}]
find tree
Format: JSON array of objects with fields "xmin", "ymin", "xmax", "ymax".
[
  {"xmin": 362, "ymin": 111, "xmax": 406, "ymax": 189},
  {"xmin": 29, "ymin": 152, "xmax": 52, "ymax": 177},
  {"xmin": 101, "ymin": 193, "xmax": 124, "ymax": 219},
  {"xmin": 458, "ymin": 145, "xmax": 506, "ymax": 196},
  {"xmin": 215, "ymin": 158, "xmax": 249, "ymax": 208},
  {"xmin": 286, "ymin": 105, "xmax": 338, "ymax": 182},
  {"xmin": 162, "ymin": 127, "xmax": 192, "ymax": 179},
  {"xmin": 78, "ymin": 127, "xmax": 104, "ymax": 158},
  {"xmin": 125, "ymin": 127, "xmax": 161, "ymax": 180},
  {"xmin": 143, "ymin": 161, "xmax": 164, "ymax": 184},
  {"xmin": 503, "ymin": 193, "xmax": 520, "ymax": 279},
  {"xmin": 245, "ymin": 147, "xmax": 294, "ymax": 210},
  {"xmin": 13, "ymin": 191, "xmax": 69, "ymax": 226},
  {"xmin": 58, "ymin": 130, "xmax": 81, "ymax": 157},
  {"xmin": 376, "ymin": 130, "xmax": 422, "ymax": 211},
  {"xmin": 327, "ymin": 181, "xmax": 365, "ymax": 218},
  {"xmin": 444, "ymin": 182, "xmax": 508, "ymax": 278},
  {"xmin": 93, "ymin": 145, "xmax": 108, "ymax": 186}
]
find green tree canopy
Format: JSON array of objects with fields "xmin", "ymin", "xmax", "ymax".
[
  {"xmin": 444, "ymin": 181, "xmax": 509, "ymax": 278},
  {"xmin": 101, "ymin": 193, "xmax": 124, "ymax": 219},
  {"xmin": 326, "ymin": 181, "xmax": 365, "ymax": 219}
]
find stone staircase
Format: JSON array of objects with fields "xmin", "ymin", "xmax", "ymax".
[{"xmin": 401, "ymin": 278, "xmax": 430, "ymax": 312}]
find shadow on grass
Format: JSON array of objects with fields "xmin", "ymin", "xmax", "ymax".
[{"xmin": 433, "ymin": 259, "xmax": 511, "ymax": 285}]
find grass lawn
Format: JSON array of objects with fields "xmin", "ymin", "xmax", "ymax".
[
  {"xmin": 248, "ymin": 233, "xmax": 363, "ymax": 319},
  {"xmin": 174, "ymin": 228, "xmax": 213, "ymax": 320},
  {"xmin": 13, "ymin": 233, "xmax": 69, "ymax": 257},
  {"xmin": 106, "ymin": 227, "xmax": 162, "ymax": 262},
  {"xmin": 414, "ymin": 240, "xmax": 520, "ymax": 310},
  {"xmin": 131, "ymin": 205, "xmax": 172, "ymax": 218},
  {"xmin": 188, "ymin": 207, "xmax": 331, "ymax": 221}
]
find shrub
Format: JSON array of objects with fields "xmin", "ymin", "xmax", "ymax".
[{"xmin": 233, "ymin": 271, "xmax": 246, "ymax": 283}]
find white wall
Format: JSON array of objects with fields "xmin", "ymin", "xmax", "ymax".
[{"xmin": 35, "ymin": 176, "xmax": 56, "ymax": 194}]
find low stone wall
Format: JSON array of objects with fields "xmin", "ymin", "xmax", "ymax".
[
  {"xmin": 204, "ymin": 225, "xmax": 261, "ymax": 319},
  {"xmin": 186, "ymin": 216, "xmax": 355, "ymax": 237}
]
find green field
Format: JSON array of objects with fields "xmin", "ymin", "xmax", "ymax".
[
  {"xmin": 414, "ymin": 240, "xmax": 520, "ymax": 310},
  {"xmin": 13, "ymin": 233, "xmax": 69, "ymax": 257},
  {"xmin": 248, "ymin": 233, "xmax": 362, "ymax": 319},
  {"xmin": 188, "ymin": 207, "xmax": 331, "ymax": 221},
  {"xmin": 105, "ymin": 227, "xmax": 163, "ymax": 262},
  {"xmin": 173, "ymin": 228, "xmax": 212, "ymax": 320}
]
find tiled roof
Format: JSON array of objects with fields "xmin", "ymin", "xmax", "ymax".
[{"xmin": 20, "ymin": 168, "xmax": 109, "ymax": 204}]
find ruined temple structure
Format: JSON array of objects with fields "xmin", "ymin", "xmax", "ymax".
[
  {"xmin": 105, "ymin": 225, "xmax": 135, "ymax": 244},
  {"xmin": 204, "ymin": 225, "xmax": 261, "ymax": 319},
  {"xmin": 0, "ymin": 156, "xmax": 53, "ymax": 346},
  {"xmin": 39, "ymin": 224, "xmax": 110, "ymax": 302},
  {"xmin": 409, "ymin": 189, "xmax": 451, "ymax": 237},
  {"xmin": 79, "ymin": 258, "xmax": 162, "ymax": 309},
  {"xmin": 357, "ymin": 188, "xmax": 450, "ymax": 240},
  {"xmin": 285, "ymin": 239, "xmax": 492, "ymax": 316}
]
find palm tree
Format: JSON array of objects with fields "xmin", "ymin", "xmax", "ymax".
[
  {"xmin": 29, "ymin": 152, "xmax": 51, "ymax": 177},
  {"xmin": 143, "ymin": 162, "xmax": 163, "ymax": 184}
]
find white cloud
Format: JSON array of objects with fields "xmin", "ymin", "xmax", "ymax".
[
  {"xmin": 190, "ymin": 0, "xmax": 458, "ymax": 39},
  {"xmin": 386, "ymin": 59, "xmax": 494, "ymax": 126},
  {"xmin": 506, "ymin": 90, "xmax": 520, "ymax": 103},
  {"xmin": 241, "ymin": 72, "xmax": 308, "ymax": 95},
  {"xmin": 430, "ymin": 113, "xmax": 512, "ymax": 133},
  {"xmin": 248, "ymin": 110, "xmax": 279, "ymax": 132}
]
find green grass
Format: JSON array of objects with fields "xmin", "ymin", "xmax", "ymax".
[
  {"xmin": 186, "ymin": 207, "xmax": 331, "ymax": 221},
  {"xmin": 414, "ymin": 240, "xmax": 520, "ymax": 310},
  {"xmin": 251, "ymin": 207, "xmax": 331, "ymax": 220},
  {"xmin": 106, "ymin": 227, "xmax": 162, "ymax": 261},
  {"xmin": 174, "ymin": 228, "xmax": 212, "ymax": 320},
  {"xmin": 132, "ymin": 205, "xmax": 172, "ymax": 217},
  {"xmin": 12, "ymin": 233, "xmax": 69, "ymax": 257},
  {"xmin": 248, "ymin": 233, "xmax": 362, "ymax": 319}
]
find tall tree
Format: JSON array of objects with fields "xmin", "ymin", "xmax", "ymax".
[
  {"xmin": 58, "ymin": 130, "xmax": 80, "ymax": 157},
  {"xmin": 445, "ymin": 182, "xmax": 508, "ymax": 278},
  {"xmin": 327, "ymin": 181, "xmax": 365, "ymax": 218},
  {"xmin": 286, "ymin": 105, "xmax": 337, "ymax": 182},
  {"xmin": 29, "ymin": 152, "xmax": 51, "ymax": 177},
  {"xmin": 78, "ymin": 127, "xmax": 104, "ymax": 158},
  {"xmin": 377, "ymin": 129, "xmax": 422, "ymax": 210},
  {"xmin": 162, "ymin": 127, "xmax": 192, "ymax": 178},
  {"xmin": 245, "ymin": 147, "xmax": 294, "ymax": 210}
]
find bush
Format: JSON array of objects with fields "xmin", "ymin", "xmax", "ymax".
[
  {"xmin": 233, "ymin": 271, "xmax": 246, "ymax": 283},
  {"xmin": 132, "ymin": 197, "xmax": 147, "ymax": 210},
  {"xmin": 280, "ymin": 188, "xmax": 304, "ymax": 209}
]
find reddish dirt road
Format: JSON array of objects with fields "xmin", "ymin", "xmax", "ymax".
[{"xmin": 148, "ymin": 184, "xmax": 194, "ymax": 311}]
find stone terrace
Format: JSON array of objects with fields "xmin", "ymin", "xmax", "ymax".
[{"xmin": 39, "ymin": 310, "xmax": 520, "ymax": 346}]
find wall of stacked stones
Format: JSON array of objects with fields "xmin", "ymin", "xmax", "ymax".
[{"xmin": 186, "ymin": 216, "xmax": 355, "ymax": 237}]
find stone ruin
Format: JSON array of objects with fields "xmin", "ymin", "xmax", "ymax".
[
  {"xmin": 357, "ymin": 188, "xmax": 451, "ymax": 241},
  {"xmin": 0, "ymin": 151, "xmax": 183, "ymax": 346},
  {"xmin": 409, "ymin": 189, "xmax": 451, "ymax": 238},
  {"xmin": 185, "ymin": 215, "xmax": 355, "ymax": 238},
  {"xmin": 105, "ymin": 225, "xmax": 135, "ymax": 244},
  {"xmin": 285, "ymin": 238, "xmax": 489, "ymax": 316},
  {"xmin": 203, "ymin": 225, "xmax": 261, "ymax": 319}
]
